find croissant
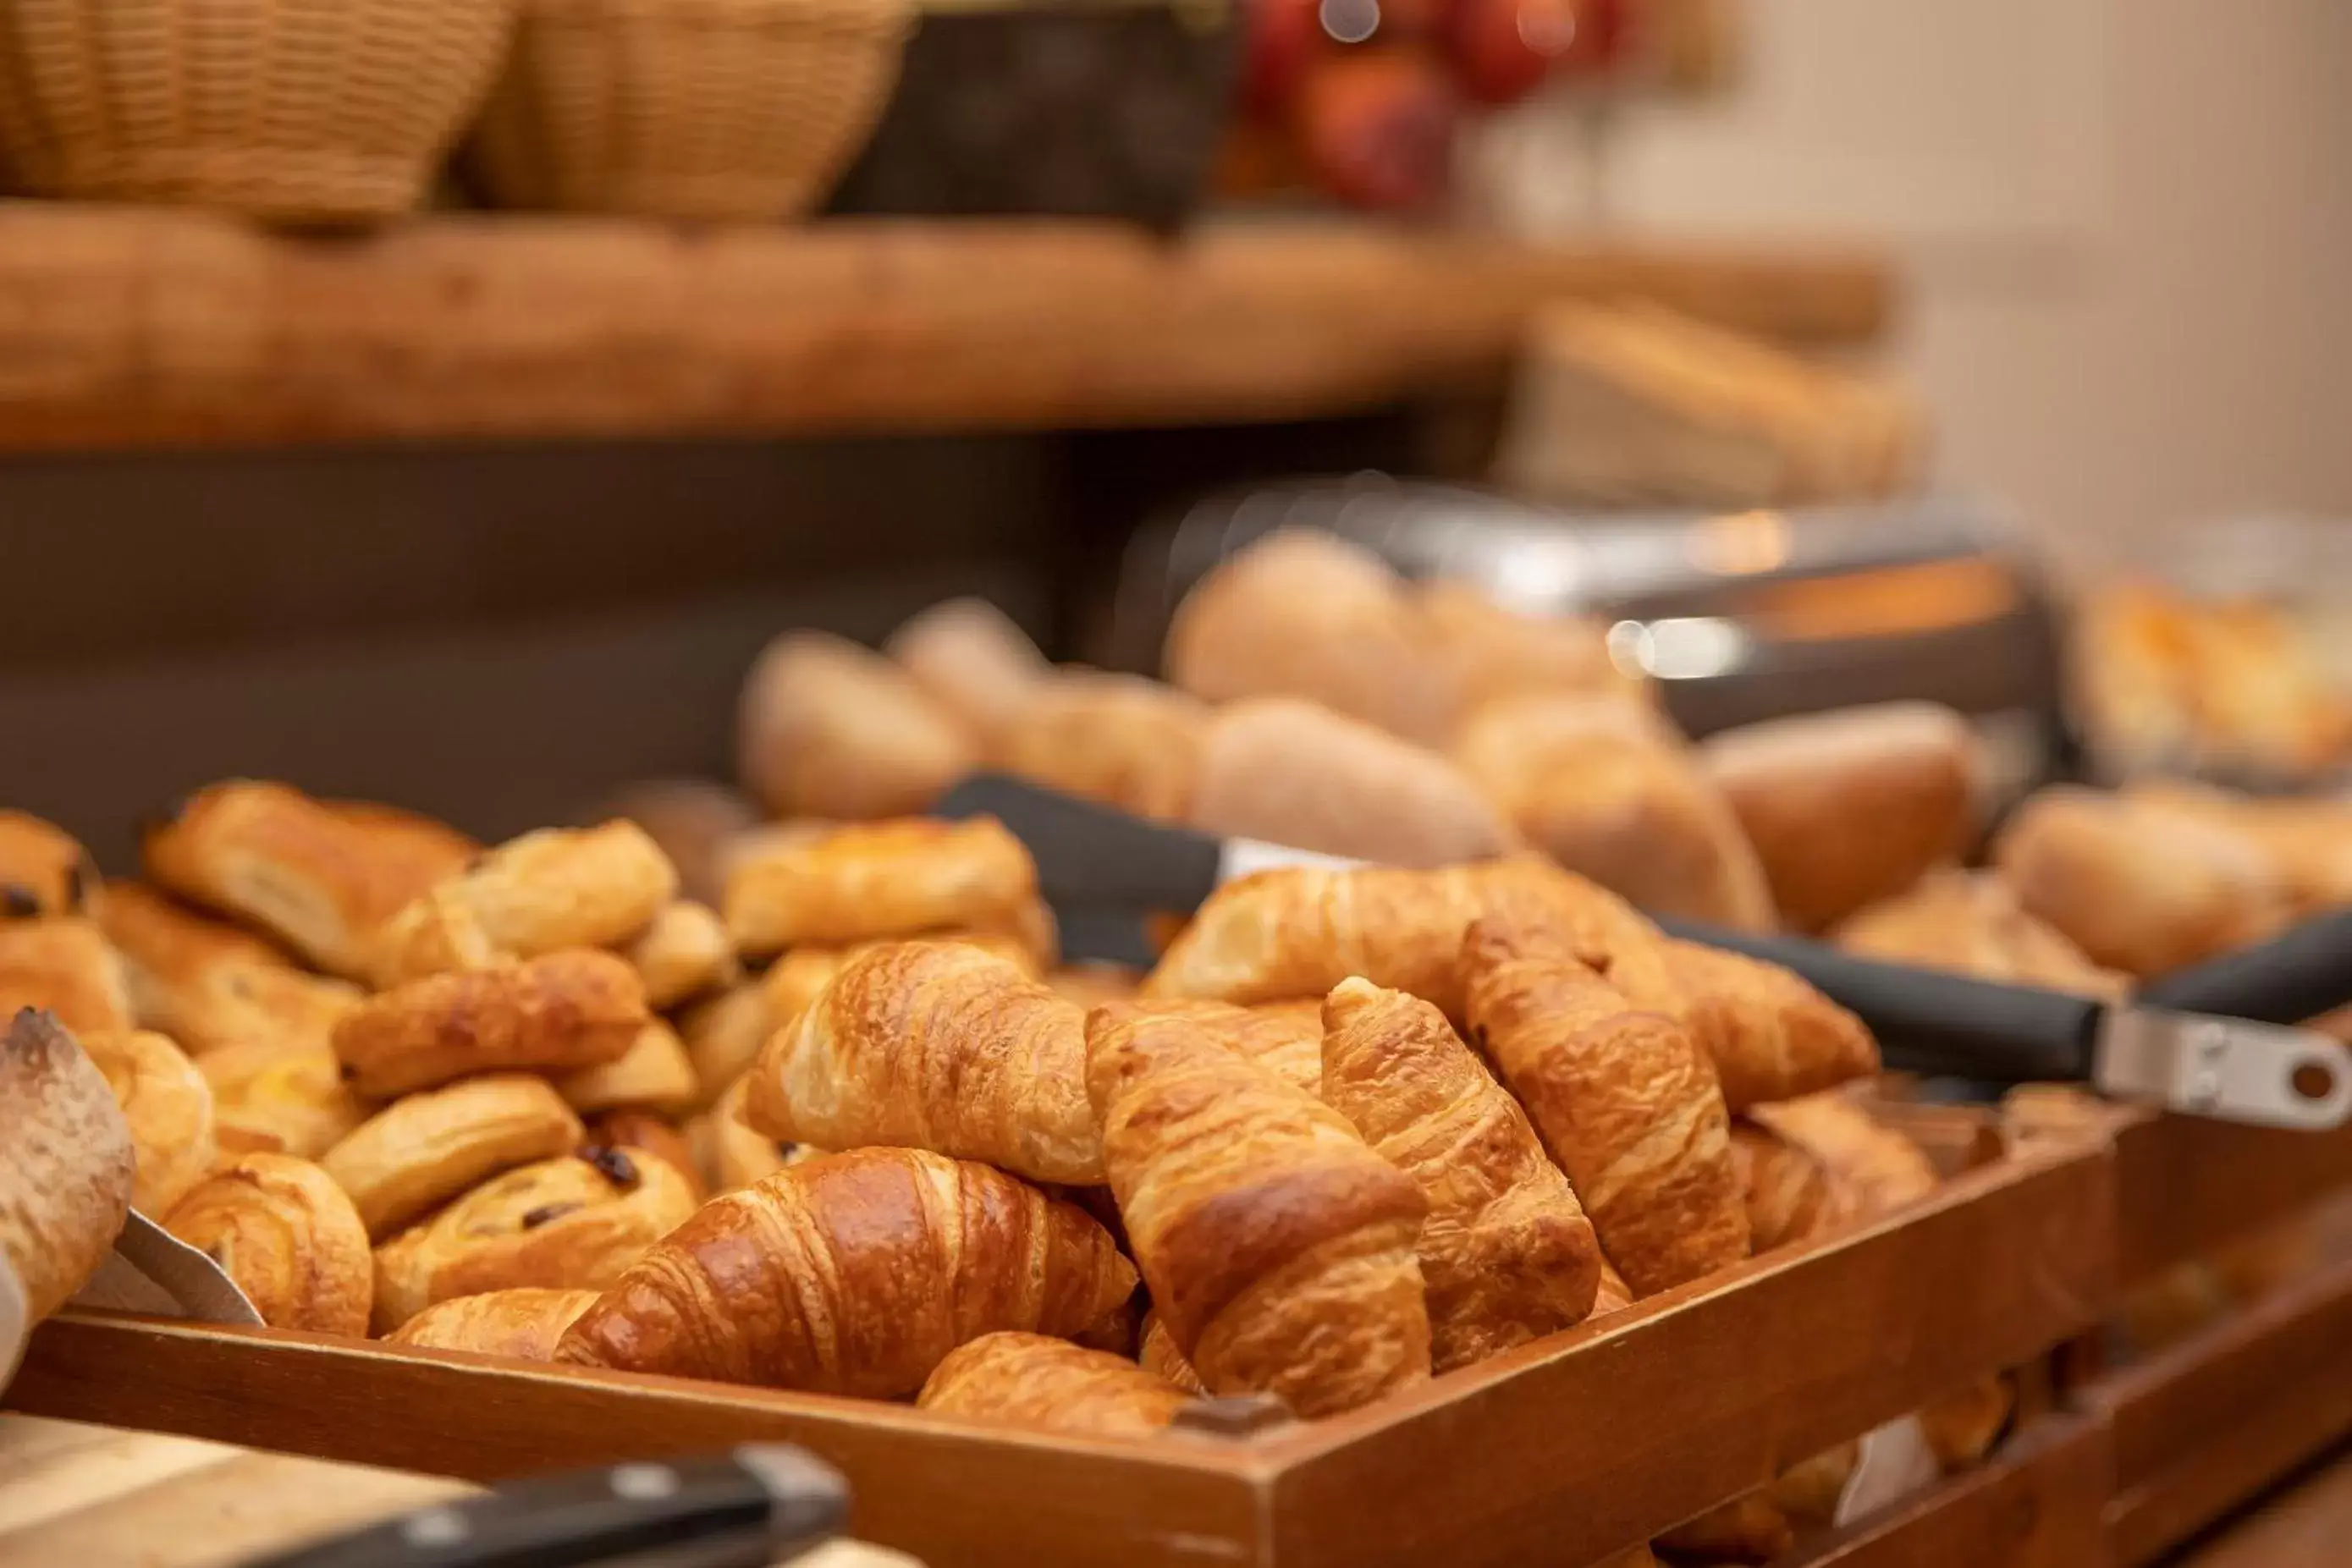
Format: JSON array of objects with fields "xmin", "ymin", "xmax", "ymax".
[
  {"xmin": 141, "ymin": 781, "xmax": 471, "ymax": 979},
  {"xmin": 1727, "ymin": 1122, "xmax": 1850, "ymax": 1254},
  {"xmin": 200, "ymin": 1037, "xmax": 368, "ymax": 1158},
  {"xmin": 1461, "ymin": 915, "xmax": 1747, "ymax": 1297},
  {"xmin": 1087, "ymin": 1004, "xmax": 1431, "ymax": 1417},
  {"xmin": 0, "ymin": 1010, "xmax": 134, "ymax": 1322},
  {"xmin": 0, "ymin": 917, "xmax": 132, "ymax": 1036},
  {"xmin": 745, "ymin": 941, "xmax": 1099, "ymax": 1186},
  {"xmin": 622, "ymin": 901, "xmax": 739, "ymax": 1010},
  {"xmin": 1138, "ymin": 1309, "xmax": 1207, "ymax": 1394},
  {"xmin": 1664, "ymin": 940, "xmax": 1878, "ymax": 1111},
  {"xmin": 0, "ymin": 811, "xmax": 96, "ymax": 918},
  {"xmin": 322, "ymin": 1074, "xmax": 584, "ymax": 1238},
  {"xmin": 383, "ymin": 1287, "xmax": 600, "ymax": 1361},
  {"xmin": 1834, "ymin": 870, "xmax": 2129, "ymax": 999},
  {"xmin": 163, "ymin": 1153, "xmax": 373, "ymax": 1336},
  {"xmin": 97, "ymin": 881, "xmax": 362, "ymax": 1057},
  {"xmin": 1129, "ymin": 998, "xmax": 1325, "ymax": 1097},
  {"xmin": 372, "ymin": 821, "xmax": 678, "ymax": 986},
  {"xmin": 1749, "ymin": 1092, "xmax": 1939, "ymax": 1221},
  {"xmin": 333, "ymin": 949, "xmax": 647, "ymax": 1098},
  {"xmin": 1592, "ymin": 1258, "xmax": 1633, "ymax": 1318},
  {"xmin": 1143, "ymin": 858, "xmax": 1682, "ymax": 1025},
  {"xmin": 556, "ymin": 1148, "xmax": 1136, "ymax": 1398},
  {"xmin": 1321, "ymin": 978, "xmax": 1600, "ymax": 1370},
  {"xmin": 918, "ymin": 1332, "xmax": 1193, "ymax": 1438},
  {"xmin": 724, "ymin": 817, "xmax": 1040, "ymax": 958},
  {"xmin": 80, "ymin": 1029, "xmax": 216, "ymax": 1218}
]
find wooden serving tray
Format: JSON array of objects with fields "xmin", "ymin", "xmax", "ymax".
[
  {"xmin": 2110, "ymin": 1108, "xmax": 2352, "ymax": 1287},
  {"xmin": 1774, "ymin": 1417, "xmax": 2109, "ymax": 1568},
  {"xmin": 3, "ymin": 1123, "xmax": 2111, "ymax": 1568}
]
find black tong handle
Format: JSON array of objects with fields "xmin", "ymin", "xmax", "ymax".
[{"xmin": 2140, "ymin": 906, "xmax": 2352, "ymax": 1023}]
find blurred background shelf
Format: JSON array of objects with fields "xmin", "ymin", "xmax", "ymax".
[{"xmin": 0, "ymin": 202, "xmax": 1888, "ymax": 452}]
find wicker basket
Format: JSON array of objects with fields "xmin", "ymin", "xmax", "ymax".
[
  {"xmin": 468, "ymin": 0, "xmax": 910, "ymax": 220},
  {"xmin": 0, "ymin": 0, "xmax": 517, "ymax": 224}
]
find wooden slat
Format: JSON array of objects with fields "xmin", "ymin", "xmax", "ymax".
[
  {"xmin": 3, "ymin": 1319, "xmax": 1272, "ymax": 1568},
  {"xmin": 0, "ymin": 204, "xmax": 1889, "ymax": 451},
  {"xmin": 1777, "ymin": 1418, "xmax": 2111, "ymax": 1568},
  {"xmin": 2112, "ymin": 1111, "xmax": 2352, "ymax": 1286},
  {"xmin": 1262, "ymin": 1133, "xmax": 2114, "ymax": 1568},
  {"xmin": 2085, "ymin": 1251, "xmax": 2352, "ymax": 1565}
]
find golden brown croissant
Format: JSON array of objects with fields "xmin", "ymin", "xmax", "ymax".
[
  {"xmin": 1664, "ymin": 940, "xmax": 1878, "ymax": 1112},
  {"xmin": 622, "ymin": 900, "xmax": 739, "ymax": 1010},
  {"xmin": 993, "ymin": 670, "xmax": 1209, "ymax": 823},
  {"xmin": 1702, "ymin": 701, "xmax": 1980, "ymax": 931},
  {"xmin": 1461, "ymin": 915, "xmax": 1747, "ymax": 1297},
  {"xmin": 0, "ymin": 811, "xmax": 97, "ymax": 919},
  {"xmin": 745, "ymin": 940, "xmax": 1099, "ymax": 1185},
  {"xmin": 200, "ymin": 1036, "xmax": 369, "ymax": 1158},
  {"xmin": 1452, "ymin": 692, "xmax": 1774, "ymax": 931},
  {"xmin": 322, "ymin": 1074, "xmax": 585, "ymax": 1238},
  {"xmin": 1322, "ymin": 978, "xmax": 1601, "ymax": 1369},
  {"xmin": 1749, "ymin": 1092, "xmax": 1939, "ymax": 1221},
  {"xmin": 918, "ymin": 1332, "xmax": 1193, "ymax": 1437},
  {"xmin": 1126, "ymin": 997, "xmax": 1325, "ymax": 1097},
  {"xmin": 1138, "ymin": 1309, "xmax": 1206, "ymax": 1394},
  {"xmin": 557, "ymin": 1148, "xmax": 1136, "ymax": 1397},
  {"xmin": 1046, "ymin": 964, "xmax": 1141, "ymax": 1009},
  {"xmin": 0, "ymin": 1010, "xmax": 134, "ymax": 1321},
  {"xmin": 691, "ymin": 1074, "xmax": 820, "ymax": 1195},
  {"xmin": 723, "ymin": 817, "xmax": 1039, "ymax": 957},
  {"xmin": 371, "ymin": 821, "xmax": 678, "ymax": 986},
  {"xmin": 1143, "ymin": 858, "xmax": 1682, "ymax": 1026},
  {"xmin": 80, "ymin": 1029, "xmax": 216, "ymax": 1218},
  {"xmin": 96, "ymin": 881, "xmax": 362, "ymax": 1057},
  {"xmin": 554, "ymin": 1020, "xmax": 698, "ymax": 1116},
  {"xmin": 0, "ymin": 917, "xmax": 132, "ymax": 1036},
  {"xmin": 884, "ymin": 597, "xmax": 1049, "ymax": 744},
  {"xmin": 140, "ymin": 781, "xmax": 471, "ymax": 980},
  {"xmin": 1833, "ymin": 869, "xmax": 2129, "ymax": 999},
  {"xmin": 586, "ymin": 1109, "xmax": 705, "ymax": 1203},
  {"xmin": 1591, "ymin": 1258, "xmax": 1633, "ymax": 1318},
  {"xmin": 382, "ymin": 1287, "xmax": 599, "ymax": 1361},
  {"xmin": 1087, "ymin": 1004, "xmax": 1431, "ymax": 1417},
  {"xmin": 333, "ymin": 949, "xmax": 647, "ymax": 1099},
  {"xmin": 737, "ymin": 629, "xmax": 978, "ymax": 821},
  {"xmin": 372, "ymin": 1147, "xmax": 699, "ymax": 1333},
  {"xmin": 164, "ymin": 1153, "xmax": 373, "ymax": 1336},
  {"xmin": 1727, "ymin": 1122, "xmax": 1850, "ymax": 1254}
]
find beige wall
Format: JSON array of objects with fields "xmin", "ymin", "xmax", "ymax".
[{"xmin": 1502, "ymin": 0, "xmax": 2352, "ymax": 560}]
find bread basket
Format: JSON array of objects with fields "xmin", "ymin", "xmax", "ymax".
[
  {"xmin": 0, "ymin": 0, "xmax": 516, "ymax": 224},
  {"xmin": 467, "ymin": 0, "xmax": 910, "ymax": 220}
]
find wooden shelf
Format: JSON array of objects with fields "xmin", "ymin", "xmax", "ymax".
[{"xmin": 0, "ymin": 203, "xmax": 1890, "ymax": 452}]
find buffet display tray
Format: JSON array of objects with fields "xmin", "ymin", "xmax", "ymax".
[
  {"xmin": 3, "ymin": 1118, "xmax": 2108, "ymax": 1568},
  {"xmin": 2111, "ymin": 1108, "xmax": 2352, "ymax": 1286},
  {"xmin": 1776, "ymin": 1416, "xmax": 2109, "ymax": 1568}
]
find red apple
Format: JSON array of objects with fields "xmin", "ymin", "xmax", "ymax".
[
  {"xmin": 1295, "ymin": 49, "xmax": 1460, "ymax": 211},
  {"xmin": 1245, "ymin": 0, "xmax": 1329, "ymax": 116},
  {"xmin": 1444, "ymin": 0, "xmax": 1617, "ymax": 105}
]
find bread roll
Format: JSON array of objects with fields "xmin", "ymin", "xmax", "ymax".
[
  {"xmin": 885, "ymin": 597, "xmax": 1049, "ymax": 744},
  {"xmin": 382, "ymin": 1287, "xmax": 599, "ymax": 1361},
  {"xmin": 993, "ymin": 670, "xmax": 1208, "ymax": 823},
  {"xmin": 1416, "ymin": 578, "xmax": 1632, "ymax": 715},
  {"xmin": 737, "ymin": 630, "xmax": 976, "ymax": 820},
  {"xmin": 333, "ymin": 950, "xmax": 647, "ymax": 1099},
  {"xmin": 323, "ymin": 1075, "xmax": 585, "ymax": 1239},
  {"xmin": 0, "ymin": 1009, "xmax": 134, "ymax": 1321},
  {"xmin": 918, "ymin": 1332, "xmax": 1193, "ymax": 1437},
  {"xmin": 371, "ymin": 821, "xmax": 677, "ymax": 987},
  {"xmin": 1834, "ymin": 869, "xmax": 2127, "ymax": 999},
  {"xmin": 1664, "ymin": 941, "xmax": 1879, "ymax": 1112},
  {"xmin": 80, "ymin": 1029, "xmax": 215, "ymax": 1218},
  {"xmin": 164, "ymin": 1153, "xmax": 372, "ymax": 1336}
]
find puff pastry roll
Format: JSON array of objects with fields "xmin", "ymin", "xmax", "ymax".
[
  {"xmin": 623, "ymin": 901, "xmax": 739, "ymax": 1010},
  {"xmin": 738, "ymin": 629, "xmax": 977, "ymax": 821},
  {"xmin": 1088, "ymin": 1004, "xmax": 1431, "ymax": 1417},
  {"xmin": 557, "ymin": 1148, "xmax": 1135, "ymax": 1398},
  {"xmin": 1138, "ymin": 1309, "xmax": 1207, "ymax": 1394},
  {"xmin": 80, "ymin": 1029, "xmax": 216, "ymax": 1218},
  {"xmin": 885, "ymin": 597, "xmax": 1049, "ymax": 744},
  {"xmin": 97, "ymin": 882, "xmax": 362, "ymax": 1057},
  {"xmin": 372, "ymin": 1147, "xmax": 699, "ymax": 1333},
  {"xmin": 1727, "ymin": 1122, "xmax": 1850, "ymax": 1254},
  {"xmin": 1, "ymin": 1010, "xmax": 134, "ymax": 1321},
  {"xmin": 0, "ymin": 811, "xmax": 96, "ymax": 918},
  {"xmin": 1321, "ymin": 978, "xmax": 1600, "ymax": 1370},
  {"xmin": 371, "ymin": 821, "xmax": 677, "ymax": 987},
  {"xmin": 323, "ymin": 1075, "xmax": 585, "ymax": 1238},
  {"xmin": 383, "ymin": 1287, "xmax": 600, "ymax": 1361},
  {"xmin": 918, "ymin": 1333, "xmax": 1193, "ymax": 1438},
  {"xmin": 1834, "ymin": 870, "xmax": 2129, "ymax": 999},
  {"xmin": 746, "ymin": 940, "xmax": 1097, "ymax": 1185},
  {"xmin": 554, "ymin": 1020, "xmax": 698, "ymax": 1116},
  {"xmin": 1749, "ymin": 1092, "xmax": 1939, "ymax": 1221},
  {"xmin": 585, "ymin": 1109, "xmax": 703, "ymax": 1199},
  {"xmin": 333, "ymin": 950, "xmax": 647, "ymax": 1099},
  {"xmin": 723, "ymin": 817, "xmax": 1038, "ymax": 958},
  {"xmin": 1461, "ymin": 915, "xmax": 1747, "ymax": 1297},
  {"xmin": 164, "ymin": 1153, "xmax": 373, "ymax": 1336},
  {"xmin": 141, "ymin": 781, "xmax": 471, "ymax": 980},
  {"xmin": 200, "ymin": 1037, "xmax": 369, "ymax": 1158},
  {"xmin": 0, "ymin": 917, "xmax": 132, "ymax": 1036},
  {"xmin": 1665, "ymin": 940, "xmax": 1878, "ymax": 1112},
  {"xmin": 994, "ymin": 671, "xmax": 1209, "ymax": 823},
  {"xmin": 1144, "ymin": 858, "xmax": 1681, "ymax": 1025},
  {"xmin": 680, "ymin": 982, "xmax": 774, "ymax": 1106}
]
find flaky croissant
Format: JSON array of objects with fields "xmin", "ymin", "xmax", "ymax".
[
  {"xmin": 1664, "ymin": 940, "xmax": 1878, "ymax": 1112},
  {"xmin": 556, "ymin": 1148, "xmax": 1136, "ymax": 1398},
  {"xmin": 1138, "ymin": 1309, "xmax": 1206, "ymax": 1394},
  {"xmin": 383, "ymin": 1287, "xmax": 599, "ymax": 1362},
  {"xmin": 164, "ymin": 1153, "xmax": 373, "ymax": 1336},
  {"xmin": 1321, "ymin": 978, "xmax": 1600, "ymax": 1371},
  {"xmin": 1749, "ymin": 1091, "xmax": 1939, "ymax": 1221},
  {"xmin": 1727, "ymin": 1122, "xmax": 1852, "ymax": 1254},
  {"xmin": 1088, "ymin": 1004, "xmax": 1431, "ymax": 1417},
  {"xmin": 917, "ymin": 1332, "xmax": 1193, "ymax": 1438},
  {"xmin": 1461, "ymin": 915, "xmax": 1747, "ymax": 1297},
  {"xmin": 745, "ymin": 940, "xmax": 1099, "ymax": 1186},
  {"xmin": 1127, "ymin": 997, "xmax": 1325, "ymax": 1097}
]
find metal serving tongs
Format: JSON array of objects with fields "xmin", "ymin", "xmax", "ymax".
[{"xmin": 938, "ymin": 773, "xmax": 2352, "ymax": 1131}]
